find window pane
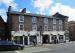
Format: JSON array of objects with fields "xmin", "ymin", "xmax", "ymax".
[
  {"xmin": 53, "ymin": 24, "xmax": 56, "ymax": 31},
  {"xmin": 32, "ymin": 17, "xmax": 37, "ymax": 30},
  {"xmin": 19, "ymin": 15, "xmax": 24, "ymax": 22},
  {"xmin": 53, "ymin": 19, "xmax": 56, "ymax": 24},
  {"xmin": 59, "ymin": 20, "xmax": 62, "ymax": 24},
  {"xmin": 19, "ymin": 24, "xmax": 24, "ymax": 31},
  {"xmin": 59, "ymin": 35, "xmax": 63, "ymax": 40},
  {"xmin": 56, "ymin": 19, "xmax": 59, "ymax": 31},
  {"xmin": 44, "ymin": 18, "xmax": 48, "ymax": 31},
  {"xmin": 32, "ymin": 17, "xmax": 37, "ymax": 23}
]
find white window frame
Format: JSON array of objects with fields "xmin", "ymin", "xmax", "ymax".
[
  {"xmin": 44, "ymin": 18, "xmax": 48, "ymax": 24},
  {"xmin": 53, "ymin": 19, "xmax": 56, "ymax": 24},
  {"xmin": 19, "ymin": 24, "xmax": 24, "ymax": 31},
  {"xmin": 32, "ymin": 17, "xmax": 37, "ymax": 31},
  {"xmin": 59, "ymin": 25, "xmax": 62, "ymax": 30},
  {"xmin": 44, "ymin": 25, "xmax": 48, "ymax": 31},
  {"xmin": 32, "ymin": 24, "xmax": 37, "ymax": 31},
  {"xmin": 53, "ymin": 24, "xmax": 56, "ymax": 31},
  {"xmin": 59, "ymin": 20, "xmax": 62, "ymax": 25},
  {"xmin": 19, "ymin": 15, "xmax": 24, "ymax": 22},
  {"xmin": 32, "ymin": 17, "xmax": 37, "ymax": 23},
  {"xmin": 44, "ymin": 18, "xmax": 48, "ymax": 31}
]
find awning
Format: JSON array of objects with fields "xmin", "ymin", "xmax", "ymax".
[
  {"xmin": 13, "ymin": 31, "xmax": 28, "ymax": 36},
  {"xmin": 29, "ymin": 31, "xmax": 37, "ymax": 36},
  {"xmin": 58, "ymin": 31, "xmax": 65, "ymax": 35},
  {"xmin": 43, "ymin": 31, "xmax": 50, "ymax": 35},
  {"xmin": 51, "ymin": 31, "xmax": 58, "ymax": 35}
]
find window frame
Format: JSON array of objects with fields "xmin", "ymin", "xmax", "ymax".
[
  {"xmin": 19, "ymin": 15, "xmax": 24, "ymax": 22},
  {"xmin": 19, "ymin": 24, "xmax": 24, "ymax": 31},
  {"xmin": 44, "ymin": 18, "xmax": 48, "ymax": 31},
  {"xmin": 32, "ymin": 17, "xmax": 37, "ymax": 30}
]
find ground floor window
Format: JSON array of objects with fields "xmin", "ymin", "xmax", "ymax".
[
  {"xmin": 51, "ymin": 35, "xmax": 57, "ymax": 40},
  {"xmin": 24, "ymin": 36, "xmax": 28, "ymax": 45},
  {"xmin": 59, "ymin": 35, "xmax": 64, "ymax": 42},
  {"xmin": 14, "ymin": 36, "xmax": 23, "ymax": 44},
  {"xmin": 42, "ymin": 35, "xmax": 49, "ymax": 43},
  {"xmin": 59, "ymin": 35, "xmax": 63, "ymax": 40},
  {"xmin": 30, "ymin": 36, "xmax": 37, "ymax": 45}
]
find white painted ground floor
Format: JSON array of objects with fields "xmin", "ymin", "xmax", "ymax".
[{"xmin": 11, "ymin": 31, "xmax": 69, "ymax": 45}]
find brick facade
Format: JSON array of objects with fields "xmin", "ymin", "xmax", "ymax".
[{"xmin": 7, "ymin": 6, "xmax": 69, "ymax": 45}]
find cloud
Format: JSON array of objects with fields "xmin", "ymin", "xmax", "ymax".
[
  {"xmin": 0, "ymin": 0, "xmax": 18, "ymax": 10},
  {"xmin": 26, "ymin": 10, "xmax": 31, "ymax": 13},
  {"xmin": 0, "ymin": 9, "xmax": 7, "ymax": 22},
  {"xmin": 0, "ymin": 0, "xmax": 18, "ymax": 22},
  {"xmin": 32, "ymin": 0, "xmax": 53, "ymax": 14},
  {"xmin": 50, "ymin": 3, "xmax": 75, "ymax": 21},
  {"xmin": 19, "ymin": 8, "xmax": 31, "ymax": 13},
  {"xmin": 36, "ymin": 11, "xmax": 46, "ymax": 15},
  {"xmin": 32, "ymin": 0, "xmax": 75, "ymax": 21}
]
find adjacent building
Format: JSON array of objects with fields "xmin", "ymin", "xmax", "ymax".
[
  {"xmin": 0, "ymin": 16, "xmax": 7, "ymax": 40},
  {"xmin": 68, "ymin": 21, "xmax": 75, "ymax": 41},
  {"xmin": 7, "ymin": 6, "xmax": 69, "ymax": 45}
]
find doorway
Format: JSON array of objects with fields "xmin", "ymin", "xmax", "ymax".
[
  {"xmin": 24, "ymin": 36, "xmax": 28, "ymax": 45},
  {"xmin": 30, "ymin": 36, "xmax": 37, "ymax": 45},
  {"xmin": 42, "ymin": 35, "xmax": 49, "ymax": 43}
]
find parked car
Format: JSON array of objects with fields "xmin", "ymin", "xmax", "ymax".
[{"xmin": 0, "ymin": 40, "xmax": 24, "ymax": 51}]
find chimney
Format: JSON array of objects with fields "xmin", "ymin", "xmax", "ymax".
[
  {"xmin": 8, "ymin": 6, "xmax": 12, "ymax": 12},
  {"xmin": 21, "ymin": 8, "xmax": 26, "ymax": 13}
]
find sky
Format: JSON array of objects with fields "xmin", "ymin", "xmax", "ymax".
[{"xmin": 0, "ymin": 0, "xmax": 75, "ymax": 22}]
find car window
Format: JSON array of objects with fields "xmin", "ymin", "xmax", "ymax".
[{"xmin": 0, "ymin": 40, "xmax": 14, "ymax": 45}]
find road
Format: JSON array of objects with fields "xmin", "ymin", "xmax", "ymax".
[
  {"xmin": 0, "ymin": 42, "xmax": 75, "ymax": 53},
  {"xmin": 34, "ymin": 42, "xmax": 75, "ymax": 53},
  {"xmin": 0, "ymin": 51, "xmax": 16, "ymax": 53}
]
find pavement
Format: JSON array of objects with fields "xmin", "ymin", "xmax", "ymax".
[
  {"xmin": 34, "ymin": 41, "xmax": 75, "ymax": 53},
  {"xmin": 19, "ymin": 41, "xmax": 75, "ymax": 53},
  {"xmin": 0, "ymin": 41, "xmax": 75, "ymax": 53}
]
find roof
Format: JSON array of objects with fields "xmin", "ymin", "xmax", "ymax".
[
  {"xmin": 7, "ymin": 11, "xmax": 68, "ymax": 19},
  {"xmin": 53, "ymin": 12, "xmax": 68, "ymax": 18},
  {"xmin": 0, "ymin": 16, "xmax": 5, "ymax": 23},
  {"xmin": 7, "ymin": 11, "xmax": 52, "ymax": 18}
]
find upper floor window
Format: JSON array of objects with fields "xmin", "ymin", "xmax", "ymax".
[
  {"xmin": 44, "ymin": 25, "xmax": 48, "ymax": 31},
  {"xmin": 32, "ymin": 17, "xmax": 37, "ymax": 23},
  {"xmin": 32, "ymin": 24, "xmax": 37, "ymax": 31},
  {"xmin": 53, "ymin": 19, "xmax": 56, "ymax": 24},
  {"xmin": 32, "ymin": 17, "xmax": 37, "ymax": 31},
  {"xmin": 19, "ymin": 24, "xmax": 24, "ymax": 31},
  {"xmin": 44, "ymin": 18, "xmax": 48, "ymax": 24},
  {"xmin": 59, "ymin": 20, "xmax": 62, "ymax": 25},
  {"xmin": 19, "ymin": 15, "xmax": 24, "ymax": 22},
  {"xmin": 44, "ymin": 18, "xmax": 48, "ymax": 31},
  {"xmin": 53, "ymin": 24, "xmax": 56, "ymax": 31}
]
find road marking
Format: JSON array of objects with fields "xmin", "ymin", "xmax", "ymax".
[
  {"xmin": 16, "ymin": 51, "xmax": 21, "ymax": 53},
  {"xmin": 30, "ymin": 47, "xmax": 52, "ymax": 53}
]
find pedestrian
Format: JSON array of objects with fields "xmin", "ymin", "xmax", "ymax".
[
  {"xmin": 33, "ymin": 39, "xmax": 36, "ymax": 46},
  {"xmin": 54, "ymin": 39, "xmax": 56, "ymax": 44},
  {"xmin": 56, "ymin": 39, "xmax": 58, "ymax": 44}
]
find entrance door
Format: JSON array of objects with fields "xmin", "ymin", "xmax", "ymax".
[
  {"xmin": 24, "ymin": 36, "xmax": 28, "ymax": 45},
  {"xmin": 59, "ymin": 35, "xmax": 63, "ymax": 42},
  {"xmin": 51, "ymin": 35, "xmax": 57, "ymax": 43},
  {"xmin": 42, "ymin": 35, "xmax": 49, "ymax": 43},
  {"xmin": 30, "ymin": 36, "xmax": 37, "ymax": 45}
]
